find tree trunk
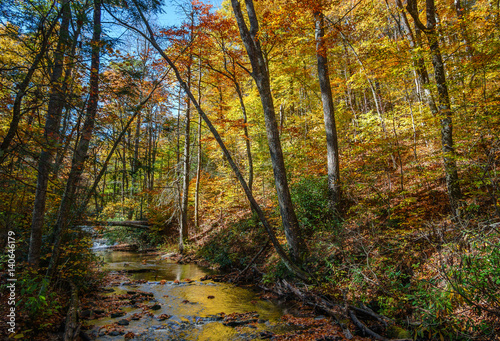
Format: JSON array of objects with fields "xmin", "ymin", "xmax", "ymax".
[
  {"xmin": 454, "ymin": 0, "xmax": 473, "ymax": 57},
  {"xmin": 234, "ymin": 82, "xmax": 254, "ymax": 193},
  {"xmin": 44, "ymin": 0, "xmax": 101, "ymax": 282},
  {"xmin": 205, "ymin": 55, "xmax": 254, "ymax": 194},
  {"xmin": 231, "ymin": 0, "xmax": 303, "ymax": 262},
  {"xmin": 132, "ymin": 112, "xmax": 142, "ymax": 194},
  {"xmin": 407, "ymin": 0, "xmax": 461, "ymax": 214},
  {"xmin": 314, "ymin": 11, "xmax": 341, "ymax": 211},
  {"xmin": 28, "ymin": 1, "xmax": 72, "ymax": 268},
  {"xmin": 179, "ymin": 62, "xmax": 192, "ymax": 253},
  {"xmin": 395, "ymin": 0, "xmax": 438, "ymax": 116},
  {"xmin": 77, "ymin": 84, "xmax": 161, "ymax": 214},
  {"xmin": 194, "ymin": 57, "xmax": 203, "ymax": 229},
  {"xmin": 53, "ymin": 19, "xmax": 84, "ymax": 179}
]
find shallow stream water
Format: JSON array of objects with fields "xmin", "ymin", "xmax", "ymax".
[{"xmin": 86, "ymin": 251, "xmax": 292, "ymax": 340}]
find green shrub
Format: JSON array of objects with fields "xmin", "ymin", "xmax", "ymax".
[
  {"xmin": 13, "ymin": 272, "xmax": 62, "ymax": 331},
  {"xmin": 443, "ymin": 233, "xmax": 500, "ymax": 318},
  {"xmin": 291, "ymin": 176, "xmax": 338, "ymax": 232}
]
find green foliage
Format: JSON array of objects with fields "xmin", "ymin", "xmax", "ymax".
[
  {"xmin": 199, "ymin": 242, "xmax": 234, "ymax": 270},
  {"xmin": 54, "ymin": 229, "xmax": 101, "ymax": 288},
  {"xmin": 376, "ymin": 228, "xmax": 500, "ymax": 340},
  {"xmin": 444, "ymin": 232, "xmax": 500, "ymax": 318},
  {"xmin": 290, "ymin": 176, "xmax": 339, "ymax": 232},
  {"xmin": 14, "ymin": 272, "xmax": 61, "ymax": 328},
  {"xmin": 400, "ymin": 278, "xmax": 471, "ymax": 340}
]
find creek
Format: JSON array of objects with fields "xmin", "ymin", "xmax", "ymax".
[{"xmin": 84, "ymin": 249, "xmax": 294, "ymax": 340}]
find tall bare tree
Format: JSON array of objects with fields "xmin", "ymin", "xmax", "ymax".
[
  {"xmin": 230, "ymin": 0, "xmax": 304, "ymax": 262},
  {"xmin": 314, "ymin": 10, "xmax": 341, "ymax": 211}
]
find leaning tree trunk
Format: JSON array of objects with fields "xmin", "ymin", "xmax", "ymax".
[
  {"xmin": 407, "ymin": 0, "xmax": 461, "ymax": 215},
  {"xmin": 205, "ymin": 56, "xmax": 255, "ymax": 194},
  {"xmin": 78, "ymin": 81, "xmax": 163, "ymax": 214},
  {"xmin": 44, "ymin": 0, "xmax": 102, "ymax": 283},
  {"xmin": 231, "ymin": 0, "xmax": 303, "ymax": 262},
  {"xmin": 29, "ymin": 1, "xmax": 72, "ymax": 268},
  {"xmin": 128, "ymin": 0, "xmax": 308, "ymax": 280},
  {"xmin": 314, "ymin": 11, "xmax": 341, "ymax": 211}
]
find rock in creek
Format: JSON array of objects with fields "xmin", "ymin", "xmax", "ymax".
[
  {"xmin": 108, "ymin": 330, "xmax": 123, "ymax": 336},
  {"xmin": 117, "ymin": 319, "xmax": 129, "ymax": 326}
]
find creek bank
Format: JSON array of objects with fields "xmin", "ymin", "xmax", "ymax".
[
  {"xmin": 80, "ymin": 248, "xmax": 409, "ymax": 340},
  {"xmin": 177, "ymin": 251, "xmax": 413, "ymax": 341}
]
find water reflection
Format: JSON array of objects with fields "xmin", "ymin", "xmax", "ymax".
[
  {"xmin": 88, "ymin": 251, "xmax": 288, "ymax": 340},
  {"xmin": 95, "ymin": 251, "xmax": 210, "ymax": 282}
]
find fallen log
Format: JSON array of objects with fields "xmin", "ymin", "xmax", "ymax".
[
  {"xmin": 348, "ymin": 308, "xmax": 388, "ymax": 341},
  {"xmin": 80, "ymin": 220, "xmax": 150, "ymax": 229},
  {"xmin": 276, "ymin": 280, "xmax": 410, "ymax": 340},
  {"xmin": 350, "ymin": 304, "xmax": 393, "ymax": 327},
  {"xmin": 280, "ymin": 280, "xmax": 353, "ymax": 339},
  {"xmin": 107, "ymin": 244, "xmax": 138, "ymax": 251}
]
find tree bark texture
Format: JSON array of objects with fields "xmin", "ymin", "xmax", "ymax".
[
  {"xmin": 195, "ymin": 57, "xmax": 203, "ymax": 229},
  {"xmin": 231, "ymin": 0, "xmax": 303, "ymax": 262},
  {"xmin": 29, "ymin": 1, "xmax": 72, "ymax": 268},
  {"xmin": 395, "ymin": 0, "xmax": 438, "ymax": 116},
  {"xmin": 45, "ymin": 0, "xmax": 101, "ymax": 281},
  {"xmin": 314, "ymin": 11, "xmax": 341, "ymax": 211},
  {"xmin": 179, "ymin": 60, "xmax": 192, "ymax": 253},
  {"xmin": 406, "ymin": 0, "xmax": 461, "ymax": 214}
]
